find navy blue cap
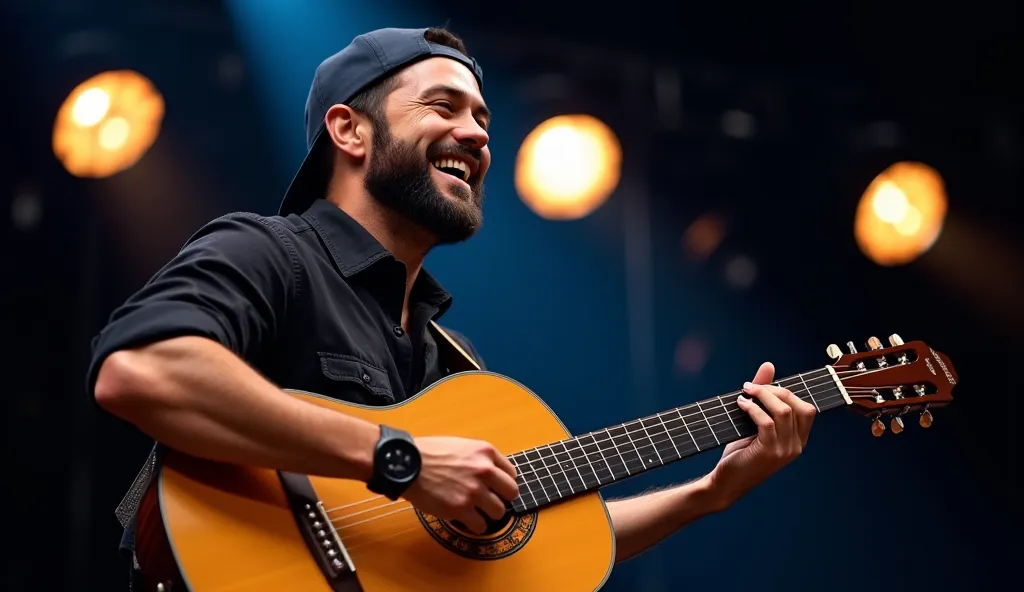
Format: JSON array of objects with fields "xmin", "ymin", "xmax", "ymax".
[{"xmin": 278, "ymin": 27, "xmax": 484, "ymax": 217}]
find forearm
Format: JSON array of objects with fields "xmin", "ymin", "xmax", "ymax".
[
  {"xmin": 607, "ymin": 474, "xmax": 728, "ymax": 562},
  {"xmin": 94, "ymin": 335, "xmax": 378, "ymax": 481}
]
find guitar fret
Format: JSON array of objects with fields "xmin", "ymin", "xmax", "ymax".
[
  {"xmin": 695, "ymin": 400, "xmax": 720, "ymax": 446},
  {"xmin": 509, "ymin": 367, "xmax": 848, "ymax": 513},
  {"xmin": 674, "ymin": 407, "xmax": 701, "ymax": 452},
  {"xmin": 716, "ymin": 396, "xmax": 741, "ymax": 439},
  {"xmin": 796, "ymin": 372, "xmax": 820, "ymax": 411},
  {"xmin": 605, "ymin": 425, "xmax": 645, "ymax": 474}
]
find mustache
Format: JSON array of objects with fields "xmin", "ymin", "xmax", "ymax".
[{"xmin": 426, "ymin": 142, "xmax": 482, "ymax": 163}]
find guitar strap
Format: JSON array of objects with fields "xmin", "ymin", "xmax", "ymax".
[{"xmin": 113, "ymin": 319, "xmax": 482, "ymax": 529}]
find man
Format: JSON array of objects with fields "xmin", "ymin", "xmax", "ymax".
[{"xmin": 89, "ymin": 26, "xmax": 816, "ymax": 585}]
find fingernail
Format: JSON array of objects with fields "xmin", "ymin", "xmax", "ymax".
[
  {"xmin": 737, "ymin": 394, "xmax": 749, "ymax": 403},
  {"xmin": 743, "ymin": 381, "xmax": 753, "ymax": 391}
]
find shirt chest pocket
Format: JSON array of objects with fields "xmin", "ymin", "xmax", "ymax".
[{"xmin": 316, "ymin": 353, "xmax": 395, "ymax": 405}]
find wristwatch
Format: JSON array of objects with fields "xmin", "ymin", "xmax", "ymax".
[{"xmin": 366, "ymin": 425, "xmax": 421, "ymax": 500}]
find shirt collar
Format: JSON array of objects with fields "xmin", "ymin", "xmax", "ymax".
[{"xmin": 299, "ymin": 199, "xmax": 452, "ymax": 316}]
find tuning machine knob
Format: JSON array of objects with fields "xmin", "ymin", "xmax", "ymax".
[
  {"xmin": 871, "ymin": 417, "xmax": 886, "ymax": 437},
  {"xmin": 826, "ymin": 343, "xmax": 842, "ymax": 360},
  {"xmin": 919, "ymin": 409, "xmax": 934, "ymax": 428},
  {"xmin": 890, "ymin": 416, "xmax": 905, "ymax": 434},
  {"xmin": 867, "ymin": 336, "xmax": 883, "ymax": 350},
  {"xmin": 888, "ymin": 334, "xmax": 904, "ymax": 346}
]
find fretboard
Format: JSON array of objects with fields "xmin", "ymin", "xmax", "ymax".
[{"xmin": 507, "ymin": 367, "xmax": 847, "ymax": 513}]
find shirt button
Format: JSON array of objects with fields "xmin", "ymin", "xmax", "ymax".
[
  {"xmin": 361, "ymin": 373, "xmax": 371, "ymax": 383},
  {"xmin": 393, "ymin": 326, "xmax": 404, "ymax": 337}
]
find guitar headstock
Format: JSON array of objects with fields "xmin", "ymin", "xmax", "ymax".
[{"xmin": 827, "ymin": 334, "xmax": 958, "ymax": 436}]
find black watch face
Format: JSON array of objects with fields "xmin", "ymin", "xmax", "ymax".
[{"xmin": 381, "ymin": 441, "xmax": 420, "ymax": 482}]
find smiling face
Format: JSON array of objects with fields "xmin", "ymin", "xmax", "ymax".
[{"xmin": 363, "ymin": 57, "xmax": 492, "ymax": 245}]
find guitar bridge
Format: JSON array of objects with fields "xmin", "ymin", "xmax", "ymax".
[{"xmin": 278, "ymin": 472, "xmax": 361, "ymax": 590}]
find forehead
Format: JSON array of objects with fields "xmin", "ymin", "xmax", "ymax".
[{"xmin": 394, "ymin": 57, "xmax": 484, "ymax": 103}]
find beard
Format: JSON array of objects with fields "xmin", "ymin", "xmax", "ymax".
[{"xmin": 363, "ymin": 118, "xmax": 485, "ymax": 245}]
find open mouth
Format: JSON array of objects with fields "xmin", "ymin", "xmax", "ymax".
[{"xmin": 431, "ymin": 157, "xmax": 472, "ymax": 183}]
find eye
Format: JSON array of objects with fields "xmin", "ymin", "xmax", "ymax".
[{"xmin": 432, "ymin": 101, "xmax": 454, "ymax": 113}]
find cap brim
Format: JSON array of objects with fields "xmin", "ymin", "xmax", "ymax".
[{"xmin": 278, "ymin": 125, "xmax": 330, "ymax": 217}]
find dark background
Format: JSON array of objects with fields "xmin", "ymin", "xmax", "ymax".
[{"xmin": 3, "ymin": 1, "xmax": 1019, "ymax": 590}]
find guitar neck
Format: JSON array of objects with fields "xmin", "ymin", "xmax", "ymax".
[{"xmin": 507, "ymin": 366, "xmax": 849, "ymax": 513}]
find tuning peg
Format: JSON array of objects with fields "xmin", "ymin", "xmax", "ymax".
[
  {"xmin": 866, "ymin": 336, "xmax": 882, "ymax": 350},
  {"xmin": 888, "ymin": 334, "xmax": 904, "ymax": 346},
  {"xmin": 826, "ymin": 343, "xmax": 842, "ymax": 360},
  {"xmin": 918, "ymin": 409, "xmax": 934, "ymax": 428},
  {"xmin": 890, "ymin": 416, "xmax": 905, "ymax": 434},
  {"xmin": 846, "ymin": 341, "xmax": 858, "ymax": 354},
  {"xmin": 871, "ymin": 417, "xmax": 886, "ymax": 437}
]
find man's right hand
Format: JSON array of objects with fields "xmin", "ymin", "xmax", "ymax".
[{"xmin": 401, "ymin": 436, "xmax": 520, "ymax": 534}]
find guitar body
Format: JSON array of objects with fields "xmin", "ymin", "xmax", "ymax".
[{"xmin": 135, "ymin": 372, "xmax": 616, "ymax": 591}]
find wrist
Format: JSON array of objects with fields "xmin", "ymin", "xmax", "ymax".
[
  {"xmin": 330, "ymin": 416, "xmax": 378, "ymax": 482},
  {"xmin": 699, "ymin": 471, "xmax": 737, "ymax": 513},
  {"xmin": 366, "ymin": 425, "xmax": 421, "ymax": 500}
]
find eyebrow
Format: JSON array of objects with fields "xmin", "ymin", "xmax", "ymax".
[{"xmin": 421, "ymin": 83, "xmax": 491, "ymax": 125}]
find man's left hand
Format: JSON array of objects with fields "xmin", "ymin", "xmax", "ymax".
[{"xmin": 707, "ymin": 361, "xmax": 817, "ymax": 508}]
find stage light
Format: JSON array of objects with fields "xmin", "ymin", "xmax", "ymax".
[
  {"xmin": 52, "ymin": 70, "xmax": 165, "ymax": 178},
  {"xmin": 855, "ymin": 161, "xmax": 947, "ymax": 266},
  {"xmin": 514, "ymin": 114, "xmax": 621, "ymax": 220}
]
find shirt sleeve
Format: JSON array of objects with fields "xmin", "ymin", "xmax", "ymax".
[{"xmin": 85, "ymin": 212, "xmax": 300, "ymax": 396}]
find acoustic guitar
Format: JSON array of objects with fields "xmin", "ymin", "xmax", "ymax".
[{"xmin": 133, "ymin": 334, "xmax": 958, "ymax": 591}]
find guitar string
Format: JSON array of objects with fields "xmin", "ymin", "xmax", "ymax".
[
  {"xmin": 326, "ymin": 381, "xmax": 849, "ymax": 529},
  {"xmin": 322, "ymin": 368, "xmax": 840, "ymax": 517},
  {"xmin": 319, "ymin": 363, "xmax": 919, "ymax": 554},
  {"xmin": 322, "ymin": 369, "xmax": 843, "ymax": 517},
  {"xmin": 325, "ymin": 365, "xmax": 914, "ymax": 526},
  {"xmin": 324, "ymin": 364, "xmax": 912, "ymax": 524},
  {"xmin": 327, "ymin": 384, "xmax": 854, "ymax": 550}
]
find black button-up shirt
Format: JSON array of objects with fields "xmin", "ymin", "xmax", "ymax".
[{"xmin": 87, "ymin": 198, "xmax": 485, "ymax": 408}]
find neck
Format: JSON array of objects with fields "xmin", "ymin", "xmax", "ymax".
[
  {"xmin": 326, "ymin": 181, "xmax": 435, "ymax": 327},
  {"xmin": 506, "ymin": 367, "xmax": 850, "ymax": 514}
]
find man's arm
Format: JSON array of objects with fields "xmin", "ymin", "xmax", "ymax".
[
  {"xmin": 604, "ymin": 363, "xmax": 817, "ymax": 562},
  {"xmin": 91, "ymin": 213, "xmax": 374, "ymax": 481},
  {"xmin": 606, "ymin": 475, "xmax": 727, "ymax": 562},
  {"xmin": 95, "ymin": 335, "xmax": 378, "ymax": 480}
]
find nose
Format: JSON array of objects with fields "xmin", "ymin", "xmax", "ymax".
[{"xmin": 452, "ymin": 120, "xmax": 488, "ymax": 151}]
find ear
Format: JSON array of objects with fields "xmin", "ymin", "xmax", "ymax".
[{"xmin": 324, "ymin": 104, "xmax": 369, "ymax": 161}]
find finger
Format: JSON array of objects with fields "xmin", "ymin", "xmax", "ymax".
[
  {"xmin": 736, "ymin": 394, "xmax": 777, "ymax": 445},
  {"xmin": 457, "ymin": 511, "xmax": 487, "ymax": 535},
  {"xmin": 751, "ymin": 362, "xmax": 775, "ymax": 385},
  {"xmin": 475, "ymin": 489, "xmax": 507, "ymax": 521},
  {"xmin": 743, "ymin": 382, "xmax": 795, "ymax": 439},
  {"xmin": 487, "ymin": 465, "xmax": 521, "ymax": 501},
  {"xmin": 792, "ymin": 397, "xmax": 817, "ymax": 446},
  {"xmin": 490, "ymin": 447, "xmax": 518, "ymax": 480}
]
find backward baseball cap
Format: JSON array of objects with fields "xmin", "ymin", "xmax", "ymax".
[{"xmin": 278, "ymin": 27, "xmax": 485, "ymax": 217}]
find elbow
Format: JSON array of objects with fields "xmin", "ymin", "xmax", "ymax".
[{"xmin": 94, "ymin": 349, "xmax": 163, "ymax": 418}]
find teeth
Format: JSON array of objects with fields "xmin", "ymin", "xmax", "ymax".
[{"xmin": 432, "ymin": 158, "xmax": 469, "ymax": 181}]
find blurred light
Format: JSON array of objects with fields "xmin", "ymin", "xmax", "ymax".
[
  {"xmin": 674, "ymin": 334, "xmax": 710, "ymax": 377},
  {"xmin": 52, "ymin": 70, "xmax": 165, "ymax": 178},
  {"xmin": 724, "ymin": 254, "xmax": 757, "ymax": 289},
  {"xmin": 11, "ymin": 184, "xmax": 42, "ymax": 232},
  {"xmin": 682, "ymin": 212, "xmax": 728, "ymax": 262},
  {"xmin": 721, "ymin": 109, "xmax": 755, "ymax": 139},
  {"xmin": 855, "ymin": 162, "xmax": 947, "ymax": 266},
  {"xmin": 515, "ymin": 114, "xmax": 621, "ymax": 220}
]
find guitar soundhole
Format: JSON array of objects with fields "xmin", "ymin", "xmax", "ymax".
[
  {"xmin": 416, "ymin": 508, "xmax": 538, "ymax": 560},
  {"xmin": 450, "ymin": 508, "xmax": 514, "ymax": 537}
]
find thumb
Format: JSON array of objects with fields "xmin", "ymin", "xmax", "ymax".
[{"xmin": 752, "ymin": 361, "xmax": 775, "ymax": 385}]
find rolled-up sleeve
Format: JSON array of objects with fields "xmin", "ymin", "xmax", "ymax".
[{"xmin": 85, "ymin": 212, "xmax": 300, "ymax": 396}]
